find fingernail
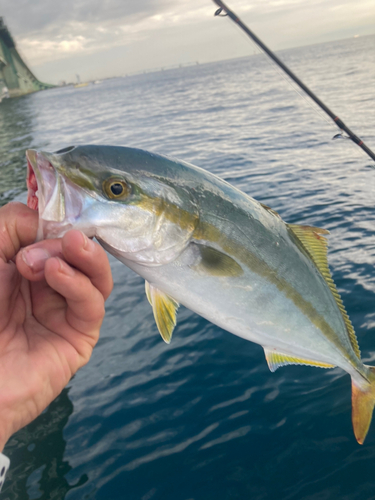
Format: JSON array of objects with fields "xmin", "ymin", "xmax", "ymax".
[
  {"xmin": 22, "ymin": 248, "xmax": 50, "ymax": 272},
  {"xmin": 81, "ymin": 231, "xmax": 95, "ymax": 251},
  {"xmin": 57, "ymin": 258, "xmax": 75, "ymax": 277}
]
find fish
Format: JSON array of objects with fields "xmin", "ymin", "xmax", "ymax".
[{"xmin": 26, "ymin": 144, "xmax": 375, "ymax": 444}]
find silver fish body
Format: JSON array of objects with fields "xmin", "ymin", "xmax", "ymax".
[{"xmin": 26, "ymin": 145, "xmax": 375, "ymax": 443}]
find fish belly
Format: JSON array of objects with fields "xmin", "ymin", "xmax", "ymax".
[{"xmin": 124, "ymin": 253, "xmax": 349, "ymax": 371}]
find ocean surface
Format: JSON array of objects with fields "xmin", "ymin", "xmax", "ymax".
[{"xmin": 1, "ymin": 34, "xmax": 375, "ymax": 500}]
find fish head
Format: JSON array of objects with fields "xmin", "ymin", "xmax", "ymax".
[{"xmin": 26, "ymin": 145, "xmax": 199, "ymax": 265}]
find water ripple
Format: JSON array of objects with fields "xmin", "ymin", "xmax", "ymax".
[{"xmin": 1, "ymin": 35, "xmax": 375, "ymax": 500}]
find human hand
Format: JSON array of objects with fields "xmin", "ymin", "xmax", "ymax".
[{"xmin": 0, "ymin": 202, "xmax": 113, "ymax": 451}]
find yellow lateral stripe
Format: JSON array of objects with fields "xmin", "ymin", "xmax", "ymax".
[
  {"xmin": 194, "ymin": 217, "xmax": 359, "ymax": 366},
  {"xmin": 138, "ymin": 191, "xmax": 359, "ymax": 367}
]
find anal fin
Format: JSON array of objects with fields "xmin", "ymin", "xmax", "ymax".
[
  {"xmin": 264, "ymin": 347, "xmax": 335, "ymax": 373},
  {"xmin": 145, "ymin": 281, "xmax": 179, "ymax": 344}
]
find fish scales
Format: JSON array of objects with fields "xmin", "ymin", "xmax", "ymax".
[
  {"xmin": 144, "ymin": 163, "xmax": 358, "ymax": 366},
  {"xmin": 25, "ymin": 145, "xmax": 375, "ymax": 443}
]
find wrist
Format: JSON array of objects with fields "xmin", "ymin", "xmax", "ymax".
[
  {"xmin": 0, "ymin": 440, "xmax": 7, "ymax": 454},
  {"xmin": 0, "ymin": 429, "xmax": 11, "ymax": 453},
  {"xmin": 0, "ymin": 408, "xmax": 15, "ymax": 453},
  {"xmin": 0, "ymin": 406, "xmax": 16, "ymax": 453}
]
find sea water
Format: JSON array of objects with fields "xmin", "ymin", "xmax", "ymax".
[{"xmin": 0, "ymin": 35, "xmax": 375, "ymax": 500}]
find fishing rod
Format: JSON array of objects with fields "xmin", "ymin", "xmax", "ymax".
[{"xmin": 212, "ymin": 0, "xmax": 375, "ymax": 163}]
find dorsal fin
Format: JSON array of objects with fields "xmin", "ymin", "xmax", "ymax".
[
  {"xmin": 264, "ymin": 347, "xmax": 335, "ymax": 372},
  {"xmin": 288, "ymin": 223, "xmax": 360, "ymax": 359}
]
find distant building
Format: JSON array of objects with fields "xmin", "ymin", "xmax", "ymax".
[{"xmin": 0, "ymin": 17, "xmax": 54, "ymax": 97}]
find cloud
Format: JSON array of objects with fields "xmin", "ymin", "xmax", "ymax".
[
  {"xmin": 6, "ymin": 0, "xmax": 217, "ymax": 68},
  {"xmin": 2, "ymin": 0, "xmax": 171, "ymax": 34},
  {"xmin": 2, "ymin": 0, "xmax": 373, "ymax": 82}
]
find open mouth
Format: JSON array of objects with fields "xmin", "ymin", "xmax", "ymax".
[
  {"xmin": 25, "ymin": 148, "xmax": 86, "ymax": 240},
  {"xmin": 26, "ymin": 150, "xmax": 40, "ymax": 211},
  {"xmin": 27, "ymin": 148, "xmax": 60, "ymax": 240},
  {"xmin": 26, "ymin": 149, "xmax": 62, "ymax": 221}
]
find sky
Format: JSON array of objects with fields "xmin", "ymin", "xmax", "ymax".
[{"xmin": 0, "ymin": 0, "xmax": 374, "ymax": 84}]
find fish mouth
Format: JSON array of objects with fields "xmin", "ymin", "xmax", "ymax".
[
  {"xmin": 26, "ymin": 149, "xmax": 58, "ymax": 217},
  {"xmin": 26, "ymin": 150, "xmax": 40, "ymax": 211},
  {"xmin": 26, "ymin": 149, "xmax": 83, "ymax": 240}
]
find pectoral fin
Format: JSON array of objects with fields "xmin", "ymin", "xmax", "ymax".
[
  {"xmin": 264, "ymin": 347, "xmax": 335, "ymax": 372},
  {"xmin": 145, "ymin": 281, "xmax": 179, "ymax": 344},
  {"xmin": 193, "ymin": 244, "xmax": 243, "ymax": 277}
]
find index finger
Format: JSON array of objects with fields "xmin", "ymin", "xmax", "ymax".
[
  {"xmin": 0, "ymin": 203, "xmax": 38, "ymax": 262},
  {"xmin": 61, "ymin": 230, "xmax": 113, "ymax": 301}
]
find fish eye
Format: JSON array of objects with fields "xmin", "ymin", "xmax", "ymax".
[
  {"xmin": 103, "ymin": 179, "xmax": 130, "ymax": 199},
  {"xmin": 110, "ymin": 183, "xmax": 124, "ymax": 196}
]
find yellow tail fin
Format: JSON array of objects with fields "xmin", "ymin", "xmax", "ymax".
[{"xmin": 352, "ymin": 366, "xmax": 375, "ymax": 444}]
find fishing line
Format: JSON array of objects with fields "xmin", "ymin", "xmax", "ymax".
[{"xmin": 212, "ymin": 0, "xmax": 375, "ymax": 163}]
